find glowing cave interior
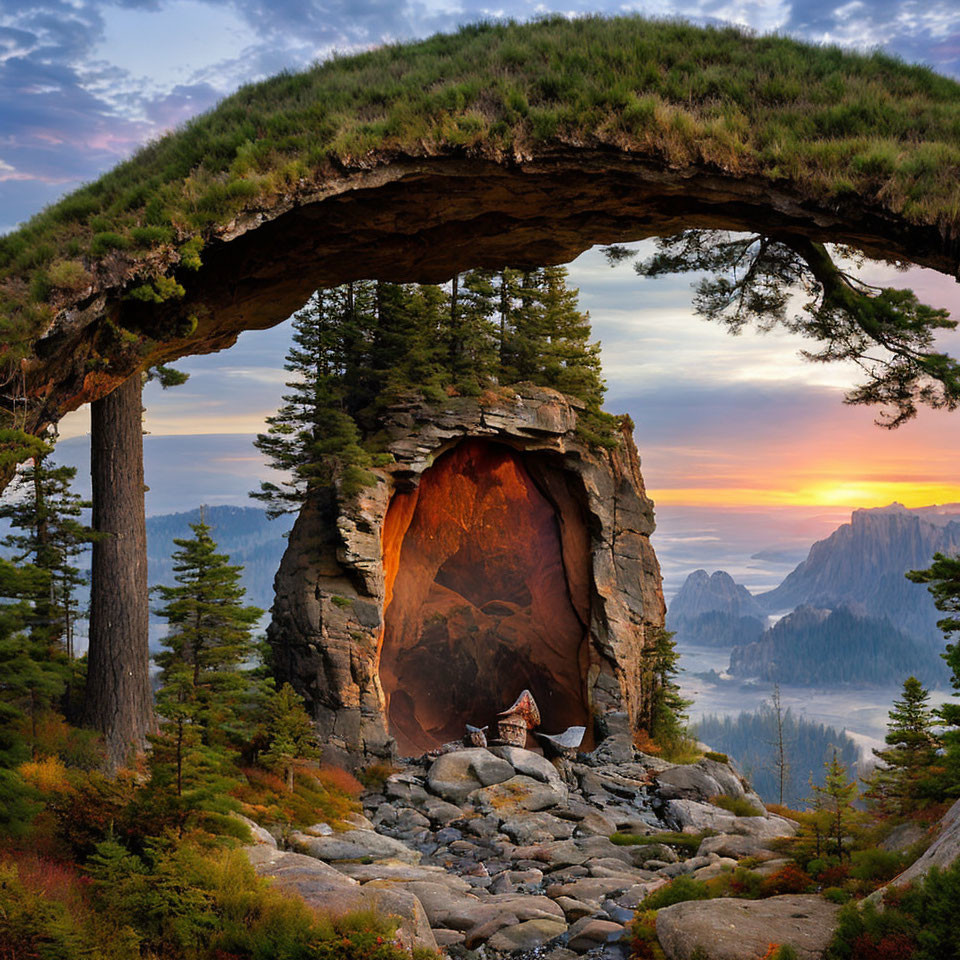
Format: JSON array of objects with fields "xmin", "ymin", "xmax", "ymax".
[{"xmin": 379, "ymin": 439, "xmax": 593, "ymax": 755}]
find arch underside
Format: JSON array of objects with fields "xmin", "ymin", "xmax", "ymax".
[{"xmin": 18, "ymin": 149, "xmax": 960, "ymax": 461}]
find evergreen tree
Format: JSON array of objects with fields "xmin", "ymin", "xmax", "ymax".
[
  {"xmin": 254, "ymin": 271, "xmax": 623, "ymax": 514},
  {"xmin": 260, "ymin": 682, "xmax": 319, "ymax": 792},
  {"xmin": 868, "ymin": 676, "xmax": 940, "ymax": 813},
  {"xmin": 253, "ymin": 290, "xmax": 374, "ymax": 516},
  {"xmin": 153, "ymin": 516, "xmax": 264, "ymax": 748},
  {"xmin": 536, "ymin": 265, "xmax": 606, "ymax": 406},
  {"xmin": 0, "ymin": 437, "xmax": 95, "ymax": 655},
  {"xmin": 907, "ymin": 554, "xmax": 960, "ymax": 794},
  {"xmin": 812, "ymin": 751, "xmax": 862, "ymax": 860},
  {"xmin": 149, "ymin": 518, "xmax": 264, "ymax": 833},
  {"xmin": 444, "ymin": 271, "xmax": 498, "ymax": 394},
  {"xmin": 641, "ymin": 627, "xmax": 691, "ymax": 751},
  {"xmin": 0, "ymin": 559, "xmax": 65, "ymax": 833}
]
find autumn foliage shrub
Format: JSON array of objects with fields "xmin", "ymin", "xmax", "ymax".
[{"xmin": 760, "ymin": 864, "xmax": 815, "ymax": 896}]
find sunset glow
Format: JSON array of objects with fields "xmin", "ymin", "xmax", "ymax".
[{"xmin": 650, "ymin": 482, "xmax": 960, "ymax": 509}]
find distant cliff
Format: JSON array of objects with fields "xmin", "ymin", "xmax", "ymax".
[
  {"xmin": 757, "ymin": 503, "xmax": 960, "ymax": 645},
  {"xmin": 667, "ymin": 569, "xmax": 767, "ymax": 646},
  {"xmin": 728, "ymin": 604, "xmax": 948, "ymax": 687}
]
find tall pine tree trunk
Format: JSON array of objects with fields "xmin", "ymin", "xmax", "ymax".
[{"xmin": 84, "ymin": 374, "xmax": 153, "ymax": 770}]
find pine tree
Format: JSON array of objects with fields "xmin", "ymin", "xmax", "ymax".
[
  {"xmin": 907, "ymin": 554, "xmax": 960, "ymax": 794},
  {"xmin": 0, "ymin": 438, "xmax": 95, "ymax": 655},
  {"xmin": 869, "ymin": 676, "xmax": 940, "ymax": 813},
  {"xmin": 641, "ymin": 627, "xmax": 692, "ymax": 752},
  {"xmin": 260, "ymin": 682, "xmax": 319, "ymax": 792},
  {"xmin": 813, "ymin": 751, "xmax": 862, "ymax": 860},
  {"xmin": 0, "ymin": 558, "xmax": 67, "ymax": 833},
  {"xmin": 253, "ymin": 290, "xmax": 374, "ymax": 516},
  {"xmin": 443, "ymin": 271, "xmax": 498, "ymax": 395},
  {"xmin": 149, "ymin": 518, "xmax": 263, "ymax": 833}
]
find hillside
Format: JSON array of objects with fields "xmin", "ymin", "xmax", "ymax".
[
  {"xmin": 147, "ymin": 505, "xmax": 293, "ymax": 611},
  {"xmin": 757, "ymin": 503, "xmax": 960, "ymax": 644},
  {"xmin": 667, "ymin": 569, "xmax": 767, "ymax": 646},
  {"xmin": 694, "ymin": 707, "xmax": 860, "ymax": 805},
  {"xmin": 728, "ymin": 603, "xmax": 948, "ymax": 688}
]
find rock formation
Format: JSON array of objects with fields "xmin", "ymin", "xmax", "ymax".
[
  {"xmin": 8, "ymin": 151, "xmax": 960, "ymax": 458},
  {"xmin": 268, "ymin": 384, "xmax": 665, "ymax": 761},
  {"xmin": 244, "ymin": 729, "xmax": 804, "ymax": 958},
  {"xmin": 666, "ymin": 569, "xmax": 767, "ymax": 647}
]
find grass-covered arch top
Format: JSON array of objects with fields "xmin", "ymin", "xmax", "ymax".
[{"xmin": 2, "ymin": 14, "xmax": 960, "ymax": 457}]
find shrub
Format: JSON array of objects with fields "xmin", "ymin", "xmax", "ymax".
[
  {"xmin": 89, "ymin": 231, "xmax": 129, "ymax": 256},
  {"xmin": 630, "ymin": 909, "xmax": 666, "ymax": 960},
  {"xmin": 356, "ymin": 763, "xmax": 395, "ymax": 792},
  {"xmin": 641, "ymin": 876, "xmax": 710, "ymax": 910},
  {"xmin": 710, "ymin": 793, "xmax": 761, "ymax": 817},
  {"xmin": 849, "ymin": 849, "xmax": 908, "ymax": 887},
  {"xmin": 823, "ymin": 887, "xmax": 851, "ymax": 904},
  {"xmin": 760, "ymin": 864, "xmax": 815, "ymax": 897},
  {"xmin": 610, "ymin": 831, "xmax": 710, "ymax": 854},
  {"xmin": 703, "ymin": 751, "xmax": 729, "ymax": 763},
  {"xmin": 761, "ymin": 947, "xmax": 799, "ymax": 960}
]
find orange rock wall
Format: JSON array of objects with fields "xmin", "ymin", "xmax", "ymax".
[{"xmin": 379, "ymin": 441, "xmax": 590, "ymax": 754}]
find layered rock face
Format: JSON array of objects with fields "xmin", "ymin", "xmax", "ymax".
[{"xmin": 268, "ymin": 384, "xmax": 665, "ymax": 760}]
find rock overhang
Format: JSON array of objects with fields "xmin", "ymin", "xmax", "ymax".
[{"xmin": 4, "ymin": 15, "xmax": 960, "ymax": 462}]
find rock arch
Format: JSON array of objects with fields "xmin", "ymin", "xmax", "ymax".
[{"xmin": 1, "ymin": 17, "xmax": 958, "ymax": 456}]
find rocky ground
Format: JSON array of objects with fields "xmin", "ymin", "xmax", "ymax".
[{"xmin": 243, "ymin": 728, "xmax": 843, "ymax": 960}]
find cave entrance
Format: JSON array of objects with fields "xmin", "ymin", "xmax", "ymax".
[{"xmin": 379, "ymin": 439, "xmax": 592, "ymax": 755}]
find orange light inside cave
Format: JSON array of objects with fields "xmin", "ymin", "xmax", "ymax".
[{"xmin": 379, "ymin": 440, "xmax": 592, "ymax": 755}]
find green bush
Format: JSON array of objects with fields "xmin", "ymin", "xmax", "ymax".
[
  {"xmin": 710, "ymin": 793, "xmax": 761, "ymax": 817},
  {"xmin": 822, "ymin": 886, "xmax": 850, "ymax": 904},
  {"xmin": 849, "ymin": 848, "xmax": 909, "ymax": 886},
  {"xmin": 641, "ymin": 876, "xmax": 710, "ymax": 910},
  {"xmin": 828, "ymin": 859, "xmax": 960, "ymax": 959},
  {"xmin": 610, "ymin": 831, "xmax": 710, "ymax": 854},
  {"xmin": 703, "ymin": 751, "xmax": 729, "ymax": 763}
]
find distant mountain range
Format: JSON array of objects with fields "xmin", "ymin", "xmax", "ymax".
[
  {"xmin": 756, "ymin": 502, "xmax": 960, "ymax": 645},
  {"xmin": 666, "ymin": 569, "xmax": 766, "ymax": 647},
  {"xmin": 668, "ymin": 502, "xmax": 960, "ymax": 688}
]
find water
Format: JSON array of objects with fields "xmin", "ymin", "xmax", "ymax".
[{"xmin": 678, "ymin": 641, "xmax": 955, "ymax": 764}]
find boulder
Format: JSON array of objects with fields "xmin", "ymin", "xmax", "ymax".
[
  {"xmin": 545, "ymin": 877, "xmax": 635, "ymax": 901},
  {"xmin": 655, "ymin": 895, "xmax": 840, "ymax": 960},
  {"xmin": 880, "ymin": 822, "xmax": 926, "ymax": 853},
  {"xmin": 566, "ymin": 917, "xmax": 625, "ymax": 951},
  {"xmin": 246, "ymin": 847, "xmax": 436, "ymax": 953},
  {"xmin": 554, "ymin": 895, "xmax": 598, "ymax": 921},
  {"xmin": 502, "ymin": 812, "xmax": 577, "ymax": 844},
  {"xmin": 427, "ymin": 748, "xmax": 514, "ymax": 802},
  {"xmin": 666, "ymin": 800, "xmax": 796, "ymax": 838},
  {"xmin": 423, "ymin": 797, "xmax": 464, "ymax": 825},
  {"xmin": 491, "ymin": 746, "xmax": 565, "ymax": 785},
  {"xmin": 879, "ymin": 797, "xmax": 960, "ymax": 892},
  {"xmin": 697, "ymin": 834, "xmax": 780, "ymax": 861},
  {"xmin": 486, "ymin": 918, "xmax": 568, "ymax": 952},
  {"xmin": 334, "ymin": 862, "xmax": 472, "ymax": 892},
  {"xmin": 469, "ymin": 774, "xmax": 567, "ymax": 813},
  {"xmin": 290, "ymin": 828, "xmax": 421, "ymax": 864},
  {"xmin": 572, "ymin": 808, "xmax": 618, "ymax": 838},
  {"xmin": 235, "ymin": 814, "xmax": 277, "ymax": 847}
]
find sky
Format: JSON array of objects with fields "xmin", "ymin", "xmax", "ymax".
[{"xmin": 4, "ymin": 0, "xmax": 960, "ymax": 586}]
